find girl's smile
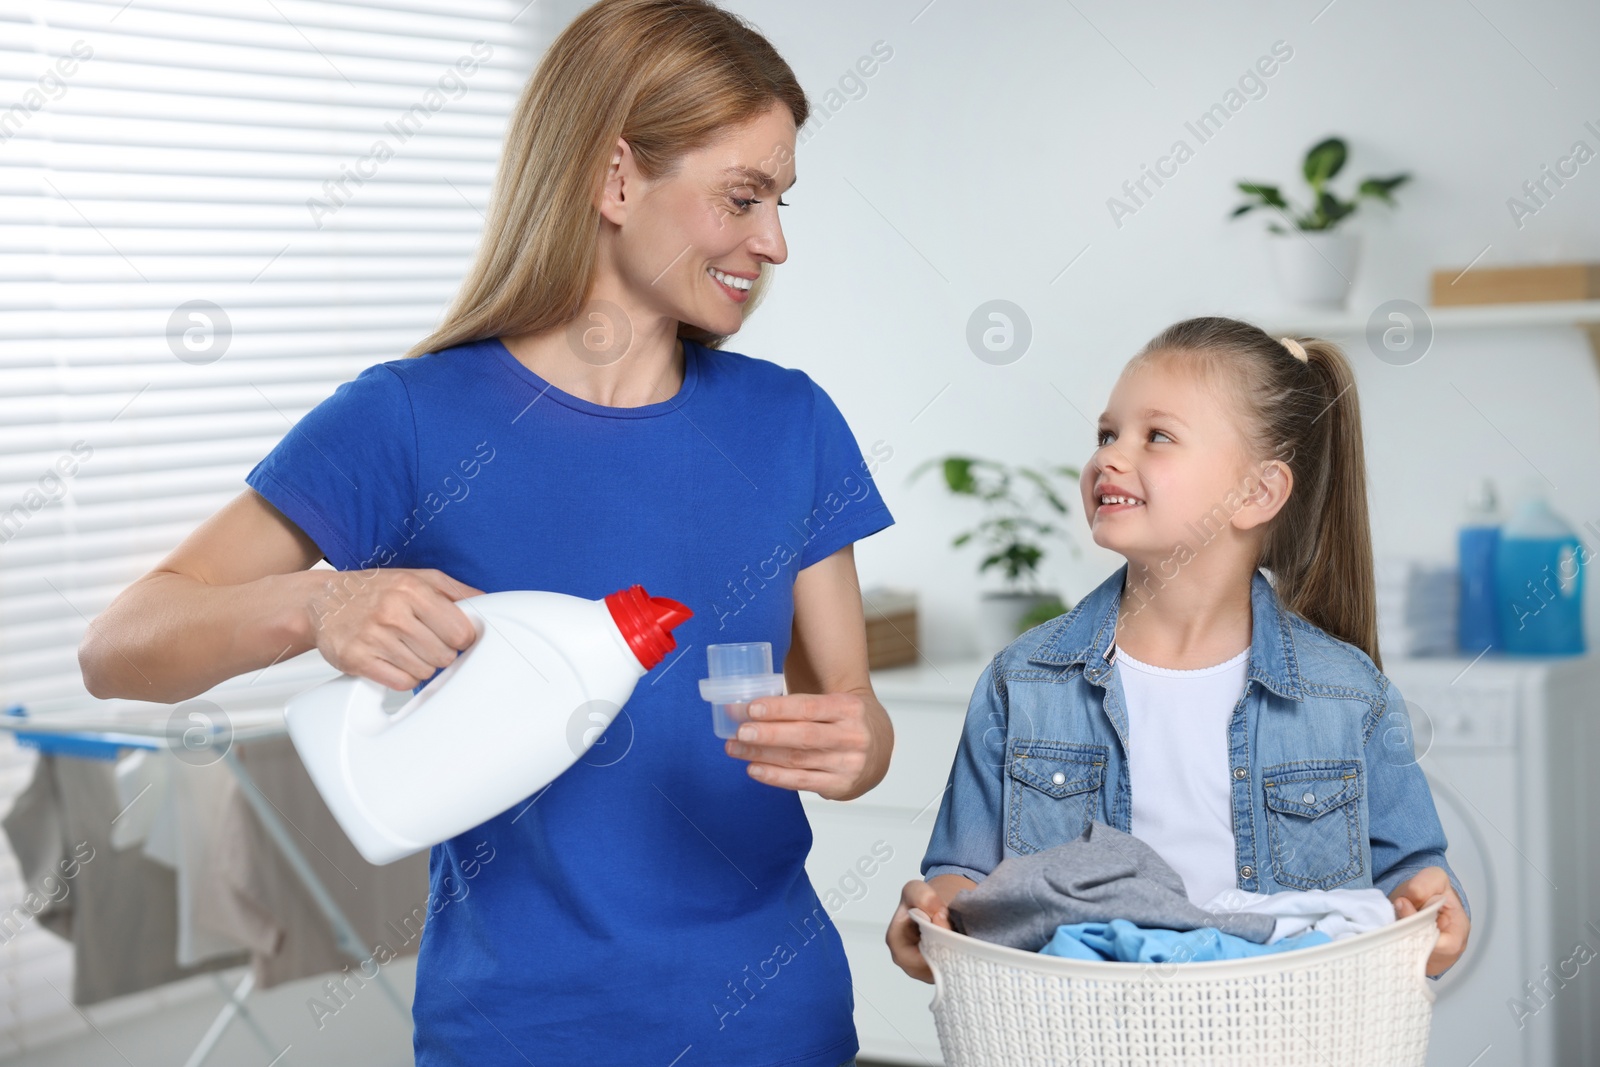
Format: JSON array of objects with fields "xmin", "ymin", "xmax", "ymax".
[{"xmin": 1093, "ymin": 485, "xmax": 1145, "ymax": 517}]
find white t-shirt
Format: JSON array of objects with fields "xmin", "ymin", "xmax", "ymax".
[{"xmin": 1113, "ymin": 640, "xmax": 1250, "ymax": 907}]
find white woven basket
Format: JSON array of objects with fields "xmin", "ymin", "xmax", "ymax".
[{"xmin": 910, "ymin": 899, "xmax": 1443, "ymax": 1067}]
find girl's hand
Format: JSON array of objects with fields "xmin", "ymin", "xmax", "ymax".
[
  {"xmin": 308, "ymin": 567, "xmax": 483, "ymax": 690},
  {"xmin": 887, "ymin": 875, "xmax": 976, "ymax": 983},
  {"xmin": 722, "ymin": 691, "xmax": 891, "ymax": 801},
  {"xmin": 1389, "ymin": 867, "xmax": 1470, "ymax": 976}
]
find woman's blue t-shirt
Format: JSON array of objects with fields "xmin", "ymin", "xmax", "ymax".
[{"xmin": 245, "ymin": 335, "xmax": 895, "ymax": 1067}]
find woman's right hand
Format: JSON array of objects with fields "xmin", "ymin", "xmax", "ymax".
[
  {"xmin": 887, "ymin": 874, "xmax": 976, "ymax": 983},
  {"xmin": 308, "ymin": 567, "xmax": 484, "ymax": 690}
]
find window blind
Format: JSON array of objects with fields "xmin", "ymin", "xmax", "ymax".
[{"xmin": 0, "ymin": 0, "xmax": 538, "ymax": 1052}]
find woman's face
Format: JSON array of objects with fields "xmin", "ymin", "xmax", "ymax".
[
  {"xmin": 607, "ymin": 101, "xmax": 797, "ymax": 340},
  {"xmin": 1079, "ymin": 355, "xmax": 1284, "ymax": 568}
]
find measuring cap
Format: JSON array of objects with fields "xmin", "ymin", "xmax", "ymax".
[{"xmin": 698, "ymin": 642, "xmax": 786, "ymax": 704}]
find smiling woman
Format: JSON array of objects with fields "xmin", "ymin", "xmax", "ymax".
[
  {"xmin": 78, "ymin": 3, "xmax": 893, "ymax": 1067},
  {"xmin": 402, "ymin": 0, "xmax": 806, "ymax": 364}
]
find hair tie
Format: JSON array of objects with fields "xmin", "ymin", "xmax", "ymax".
[{"xmin": 1279, "ymin": 337, "xmax": 1309, "ymax": 363}]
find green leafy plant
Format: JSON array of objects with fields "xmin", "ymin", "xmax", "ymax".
[
  {"xmin": 1231, "ymin": 136, "xmax": 1410, "ymax": 234},
  {"xmin": 908, "ymin": 455, "xmax": 1081, "ymax": 597}
]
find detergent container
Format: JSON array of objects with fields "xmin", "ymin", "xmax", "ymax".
[
  {"xmin": 1494, "ymin": 491, "xmax": 1586, "ymax": 655},
  {"xmin": 1456, "ymin": 477, "xmax": 1501, "ymax": 652},
  {"xmin": 285, "ymin": 584, "xmax": 691, "ymax": 864}
]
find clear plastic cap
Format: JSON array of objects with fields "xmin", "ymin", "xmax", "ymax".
[
  {"xmin": 698, "ymin": 642, "xmax": 786, "ymax": 704},
  {"xmin": 699, "ymin": 643, "xmax": 786, "ymax": 739}
]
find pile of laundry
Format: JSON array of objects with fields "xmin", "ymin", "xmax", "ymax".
[{"xmin": 948, "ymin": 822, "xmax": 1395, "ymax": 964}]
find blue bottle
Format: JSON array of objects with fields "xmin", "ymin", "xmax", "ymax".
[
  {"xmin": 1494, "ymin": 492, "xmax": 1586, "ymax": 655},
  {"xmin": 1456, "ymin": 479, "xmax": 1500, "ymax": 653}
]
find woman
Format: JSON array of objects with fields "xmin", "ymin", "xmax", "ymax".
[{"xmin": 79, "ymin": 3, "xmax": 892, "ymax": 1065}]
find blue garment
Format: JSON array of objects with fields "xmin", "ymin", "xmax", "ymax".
[
  {"xmin": 1040, "ymin": 919, "xmax": 1331, "ymax": 963},
  {"xmin": 247, "ymin": 335, "xmax": 893, "ymax": 1067},
  {"xmin": 921, "ymin": 563, "xmax": 1469, "ymax": 916}
]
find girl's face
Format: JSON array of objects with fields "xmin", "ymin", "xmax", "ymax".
[
  {"xmin": 604, "ymin": 101, "xmax": 796, "ymax": 340},
  {"xmin": 1080, "ymin": 355, "xmax": 1282, "ymax": 567}
]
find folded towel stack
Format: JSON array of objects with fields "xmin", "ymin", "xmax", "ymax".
[{"xmin": 1376, "ymin": 556, "xmax": 1458, "ymax": 657}]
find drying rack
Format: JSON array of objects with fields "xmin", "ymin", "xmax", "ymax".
[{"xmin": 0, "ymin": 702, "xmax": 410, "ymax": 1067}]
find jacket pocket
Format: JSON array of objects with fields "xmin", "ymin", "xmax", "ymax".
[
  {"xmin": 1263, "ymin": 759, "xmax": 1365, "ymax": 890},
  {"xmin": 1005, "ymin": 740, "xmax": 1107, "ymax": 855}
]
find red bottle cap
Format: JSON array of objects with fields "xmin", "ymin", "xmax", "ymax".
[{"xmin": 604, "ymin": 585, "xmax": 693, "ymax": 670}]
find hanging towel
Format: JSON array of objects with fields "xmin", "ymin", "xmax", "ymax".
[{"xmin": 134, "ymin": 753, "xmax": 253, "ymax": 967}]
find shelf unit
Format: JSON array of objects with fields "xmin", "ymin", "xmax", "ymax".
[{"xmin": 1250, "ymin": 299, "xmax": 1600, "ymax": 370}]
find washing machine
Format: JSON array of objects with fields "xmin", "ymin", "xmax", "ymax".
[{"xmin": 1385, "ymin": 652, "xmax": 1600, "ymax": 1067}]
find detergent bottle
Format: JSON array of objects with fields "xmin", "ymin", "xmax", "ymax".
[
  {"xmin": 1494, "ymin": 486, "xmax": 1586, "ymax": 656},
  {"xmin": 285, "ymin": 584, "xmax": 692, "ymax": 865},
  {"xmin": 1456, "ymin": 477, "xmax": 1501, "ymax": 653}
]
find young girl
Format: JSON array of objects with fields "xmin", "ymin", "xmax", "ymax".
[{"xmin": 887, "ymin": 316, "xmax": 1470, "ymax": 980}]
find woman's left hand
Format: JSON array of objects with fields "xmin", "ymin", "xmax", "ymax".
[
  {"xmin": 1389, "ymin": 866, "xmax": 1470, "ymax": 976},
  {"xmin": 723, "ymin": 690, "xmax": 892, "ymax": 801}
]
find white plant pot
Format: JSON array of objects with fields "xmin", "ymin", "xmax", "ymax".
[
  {"xmin": 977, "ymin": 591, "xmax": 1063, "ymax": 656},
  {"xmin": 1269, "ymin": 230, "xmax": 1361, "ymax": 309}
]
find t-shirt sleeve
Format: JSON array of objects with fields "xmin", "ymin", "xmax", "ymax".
[
  {"xmin": 244, "ymin": 363, "xmax": 417, "ymax": 572},
  {"xmin": 795, "ymin": 375, "xmax": 895, "ymax": 570}
]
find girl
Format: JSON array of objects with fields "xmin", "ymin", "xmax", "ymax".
[
  {"xmin": 887, "ymin": 316, "xmax": 1470, "ymax": 981},
  {"xmin": 82, "ymin": 3, "xmax": 888, "ymax": 1065}
]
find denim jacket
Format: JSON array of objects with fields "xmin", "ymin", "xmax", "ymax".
[{"xmin": 922, "ymin": 564, "xmax": 1468, "ymax": 914}]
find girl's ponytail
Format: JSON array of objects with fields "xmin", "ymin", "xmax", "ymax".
[
  {"xmin": 1132, "ymin": 318, "xmax": 1382, "ymax": 671},
  {"xmin": 1264, "ymin": 337, "xmax": 1381, "ymax": 672}
]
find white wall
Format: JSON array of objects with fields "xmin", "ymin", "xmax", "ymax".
[{"xmin": 569, "ymin": 0, "xmax": 1600, "ymax": 660}]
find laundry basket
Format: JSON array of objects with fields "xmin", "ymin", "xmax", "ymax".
[{"xmin": 910, "ymin": 899, "xmax": 1443, "ymax": 1067}]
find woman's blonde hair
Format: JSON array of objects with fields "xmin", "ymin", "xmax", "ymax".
[
  {"xmin": 1132, "ymin": 316, "xmax": 1382, "ymax": 670},
  {"xmin": 403, "ymin": 0, "xmax": 808, "ymax": 360}
]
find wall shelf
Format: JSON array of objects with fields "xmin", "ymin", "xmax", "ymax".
[{"xmin": 1250, "ymin": 299, "xmax": 1600, "ymax": 369}]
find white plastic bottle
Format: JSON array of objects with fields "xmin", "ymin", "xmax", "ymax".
[{"xmin": 285, "ymin": 584, "xmax": 692, "ymax": 864}]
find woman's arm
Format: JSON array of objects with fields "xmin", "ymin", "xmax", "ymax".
[
  {"xmin": 80, "ymin": 489, "xmax": 481, "ymax": 702},
  {"xmin": 720, "ymin": 543, "xmax": 894, "ymax": 801},
  {"xmin": 81, "ymin": 489, "xmax": 325, "ymax": 701}
]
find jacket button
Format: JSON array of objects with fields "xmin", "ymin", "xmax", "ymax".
[
  {"xmin": 1240, "ymin": 865, "xmax": 1255, "ymax": 879},
  {"xmin": 1052, "ymin": 772, "xmax": 1067, "ymax": 785},
  {"xmin": 1303, "ymin": 791, "xmax": 1316, "ymax": 804},
  {"xmin": 1233, "ymin": 767, "xmax": 1247, "ymax": 780}
]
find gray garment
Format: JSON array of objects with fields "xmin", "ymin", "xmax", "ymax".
[
  {"xmin": 948, "ymin": 821, "xmax": 1278, "ymax": 950},
  {"xmin": 195, "ymin": 735, "xmax": 430, "ymax": 990},
  {"xmin": 1, "ymin": 754, "xmax": 248, "ymax": 1005}
]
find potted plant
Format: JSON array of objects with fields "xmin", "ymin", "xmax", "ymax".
[
  {"xmin": 1231, "ymin": 136, "xmax": 1410, "ymax": 309},
  {"xmin": 909, "ymin": 455, "xmax": 1081, "ymax": 654}
]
